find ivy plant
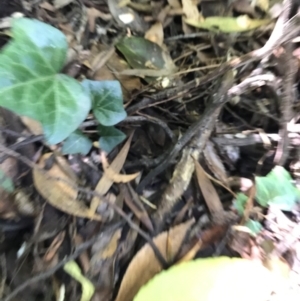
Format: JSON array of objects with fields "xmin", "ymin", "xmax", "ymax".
[
  {"xmin": 0, "ymin": 17, "xmax": 127, "ymax": 151},
  {"xmin": 234, "ymin": 166, "xmax": 300, "ymax": 213}
]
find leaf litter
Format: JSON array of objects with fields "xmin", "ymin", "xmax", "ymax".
[{"xmin": 1, "ymin": 0, "xmax": 300, "ymax": 301}]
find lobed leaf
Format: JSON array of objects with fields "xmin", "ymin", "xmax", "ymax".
[
  {"xmin": 255, "ymin": 166, "xmax": 300, "ymax": 211},
  {"xmin": 62, "ymin": 130, "xmax": 92, "ymax": 155},
  {"xmin": 98, "ymin": 125, "xmax": 126, "ymax": 153},
  {"xmin": 82, "ymin": 79, "xmax": 127, "ymax": 126},
  {"xmin": 0, "ymin": 18, "xmax": 91, "ymax": 144},
  {"xmin": 0, "ymin": 169, "xmax": 15, "ymax": 193}
]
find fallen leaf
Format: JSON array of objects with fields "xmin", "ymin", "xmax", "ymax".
[
  {"xmin": 115, "ymin": 219, "xmax": 195, "ymax": 301},
  {"xmin": 64, "ymin": 260, "xmax": 95, "ymax": 301},
  {"xmin": 182, "ymin": 0, "xmax": 201, "ymax": 20},
  {"xmin": 251, "ymin": 0, "xmax": 269, "ymax": 12},
  {"xmin": 86, "ymin": 7, "xmax": 112, "ymax": 32},
  {"xmin": 193, "ymin": 157, "xmax": 223, "ymax": 215},
  {"xmin": 54, "ymin": 0, "xmax": 74, "ymax": 9},
  {"xmin": 203, "ymin": 141, "xmax": 228, "ymax": 185},
  {"xmin": 167, "ymin": 0, "xmax": 181, "ymax": 9},
  {"xmin": 108, "ymin": 0, "xmax": 149, "ymax": 33},
  {"xmin": 33, "ymin": 153, "xmax": 102, "ymax": 221},
  {"xmin": 43, "ymin": 231, "xmax": 65, "ymax": 262},
  {"xmin": 20, "ymin": 116, "xmax": 43, "ymax": 136},
  {"xmin": 90, "ymin": 45, "xmax": 142, "ymax": 102},
  {"xmin": 89, "ymin": 227, "xmax": 122, "ymax": 301},
  {"xmin": 116, "ymin": 36, "xmax": 177, "ymax": 81},
  {"xmin": 90, "ymin": 133, "xmax": 134, "ymax": 213},
  {"xmin": 101, "ymin": 152, "xmax": 140, "ymax": 183},
  {"xmin": 182, "ymin": 0, "xmax": 202, "ymax": 34},
  {"xmin": 144, "ymin": 22, "xmax": 164, "ymax": 47},
  {"xmin": 184, "ymin": 15, "xmax": 271, "ymax": 32},
  {"xmin": 121, "ymin": 184, "xmax": 153, "ymax": 232}
]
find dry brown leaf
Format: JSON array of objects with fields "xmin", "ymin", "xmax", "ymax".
[
  {"xmin": 101, "ymin": 152, "xmax": 140, "ymax": 183},
  {"xmin": 144, "ymin": 22, "xmax": 164, "ymax": 47},
  {"xmin": 90, "ymin": 45, "xmax": 142, "ymax": 102},
  {"xmin": 90, "ymin": 133, "xmax": 134, "ymax": 213},
  {"xmin": 0, "ymin": 156, "xmax": 18, "ymax": 218},
  {"xmin": 20, "ymin": 116, "xmax": 43, "ymax": 136},
  {"xmin": 39, "ymin": 2, "xmax": 55, "ymax": 11},
  {"xmin": 167, "ymin": 0, "xmax": 181, "ymax": 9},
  {"xmin": 193, "ymin": 157, "xmax": 223, "ymax": 215},
  {"xmin": 115, "ymin": 219, "xmax": 195, "ymax": 301},
  {"xmin": 87, "ymin": 7, "xmax": 112, "ymax": 32},
  {"xmin": 182, "ymin": 0, "xmax": 202, "ymax": 34},
  {"xmin": 89, "ymin": 228, "xmax": 122, "ymax": 301},
  {"xmin": 53, "ymin": 0, "xmax": 74, "ymax": 9},
  {"xmin": 182, "ymin": 0, "xmax": 200, "ymax": 19},
  {"xmin": 203, "ymin": 141, "xmax": 228, "ymax": 185},
  {"xmin": 33, "ymin": 153, "xmax": 102, "ymax": 221},
  {"xmin": 43, "ymin": 231, "xmax": 65, "ymax": 262},
  {"xmin": 121, "ymin": 184, "xmax": 153, "ymax": 232}
]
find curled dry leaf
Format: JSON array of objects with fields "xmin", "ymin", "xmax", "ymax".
[
  {"xmin": 90, "ymin": 133, "xmax": 134, "ymax": 214},
  {"xmin": 90, "ymin": 45, "xmax": 142, "ymax": 102},
  {"xmin": 20, "ymin": 116, "xmax": 43, "ymax": 136},
  {"xmin": 101, "ymin": 152, "xmax": 140, "ymax": 183},
  {"xmin": 193, "ymin": 157, "xmax": 224, "ymax": 215},
  {"xmin": 182, "ymin": 0, "xmax": 202, "ymax": 33},
  {"xmin": 115, "ymin": 219, "xmax": 195, "ymax": 301},
  {"xmin": 89, "ymin": 228, "xmax": 122, "ymax": 301},
  {"xmin": 144, "ymin": 22, "xmax": 164, "ymax": 47},
  {"xmin": 33, "ymin": 153, "xmax": 102, "ymax": 221},
  {"xmin": 203, "ymin": 141, "xmax": 228, "ymax": 185}
]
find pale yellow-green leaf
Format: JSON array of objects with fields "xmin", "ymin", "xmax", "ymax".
[
  {"xmin": 133, "ymin": 257, "xmax": 274, "ymax": 301},
  {"xmin": 64, "ymin": 261, "xmax": 95, "ymax": 301},
  {"xmin": 184, "ymin": 15, "xmax": 271, "ymax": 32}
]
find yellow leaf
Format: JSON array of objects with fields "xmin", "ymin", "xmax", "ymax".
[
  {"xmin": 64, "ymin": 261, "xmax": 95, "ymax": 301},
  {"xmin": 33, "ymin": 153, "xmax": 102, "ymax": 221},
  {"xmin": 134, "ymin": 257, "xmax": 274, "ymax": 301},
  {"xmin": 184, "ymin": 15, "xmax": 271, "ymax": 33},
  {"xmin": 101, "ymin": 152, "xmax": 140, "ymax": 183}
]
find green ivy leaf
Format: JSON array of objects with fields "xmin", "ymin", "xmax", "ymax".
[
  {"xmin": 62, "ymin": 130, "xmax": 92, "ymax": 155},
  {"xmin": 245, "ymin": 219, "xmax": 263, "ymax": 236},
  {"xmin": 98, "ymin": 125, "xmax": 126, "ymax": 153},
  {"xmin": 234, "ymin": 193, "xmax": 248, "ymax": 215},
  {"xmin": 255, "ymin": 166, "xmax": 300, "ymax": 211},
  {"xmin": 0, "ymin": 18, "xmax": 91, "ymax": 144},
  {"xmin": 82, "ymin": 79, "xmax": 127, "ymax": 126},
  {"xmin": 0, "ymin": 169, "xmax": 15, "ymax": 193}
]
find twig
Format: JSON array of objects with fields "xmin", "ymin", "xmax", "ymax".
[
  {"xmin": 152, "ymin": 72, "xmax": 234, "ymax": 229},
  {"xmin": 3, "ymin": 233, "xmax": 100, "ymax": 301},
  {"xmin": 136, "ymin": 73, "xmax": 233, "ymax": 194},
  {"xmin": 213, "ymin": 132, "xmax": 300, "ymax": 147},
  {"xmin": 0, "ymin": 145, "xmax": 169, "ymax": 289},
  {"xmin": 122, "ymin": 115, "xmax": 176, "ymax": 143},
  {"xmin": 274, "ymin": 42, "xmax": 297, "ymax": 165},
  {"xmin": 152, "ymin": 3, "xmax": 300, "ymax": 101}
]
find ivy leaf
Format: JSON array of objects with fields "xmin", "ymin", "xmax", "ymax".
[
  {"xmin": 245, "ymin": 219, "xmax": 263, "ymax": 236},
  {"xmin": 62, "ymin": 130, "xmax": 92, "ymax": 155},
  {"xmin": 0, "ymin": 169, "xmax": 14, "ymax": 193},
  {"xmin": 255, "ymin": 166, "xmax": 300, "ymax": 211},
  {"xmin": 98, "ymin": 125, "xmax": 126, "ymax": 153},
  {"xmin": 82, "ymin": 79, "xmax": 127, "ymax": 126},
  {"xmin": 0, "ymin": 18, "xmax": 91, "ymax": 144},
  {"xmin": 234, "ymin": 193, "xmax": 248, "ymax": 215}
]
